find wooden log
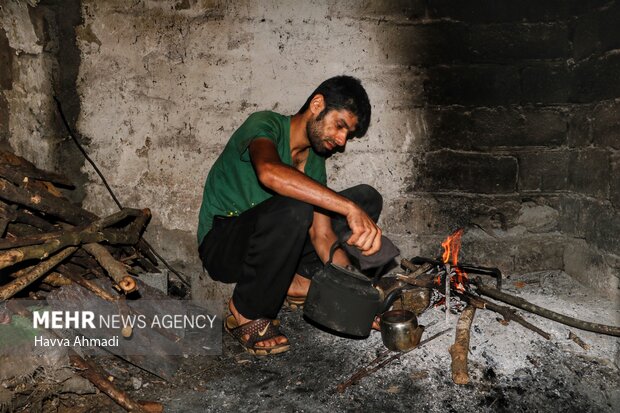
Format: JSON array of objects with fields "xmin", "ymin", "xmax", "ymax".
[
  {"xmin": 0, "ymin": 208, "xmax": 151, "ymax": 270},
  {"xmin": 473, "ymin": 278, "xmax": 620, "ymax": 337},
  {"xmin": 0, "ymin": 235, "xmax": 79, "ymax": 270},
  {"xmin": 0, "ymin": 230, "xmax": 62, "ymax": 250},
  {"xmin": 568, "ymin": 331, "xmax": 591, "ymax": 350},
  {"xmin": 13, "ymin": 208, "xmax": 58, "ymax": 232},
  {"xmin": 0, "ymin": 163, "xmax": 74, "ymax": 188},
  {"xmin": 400, "ymin": 259, "xmax": 434, "ymax": 276},
  {"xmin": 0, "ymin": 200, "xmax": 16, "ymax": 236},
  {"xmin": 394, "ymin": 274, "xmax": 437, "ymax": 289},
  {"xmin": 137, "ymin": 401, "xmax": 164, "ymax": 413},
  {"xmin": 7, "ymin": 264, "xmax": 72, "ymax": 287},
  {"xmin": 70, "ymin": 354, "xmax": 151, "ymax": 413},
  {"xmin": 83, "ymin": 243, "xmax": 137, "ymax": 293},
  {"xmin": 58, "ymin": 263, "xmax": 119, "ymax": 301},
  {"xmin": 0, "ymin": 149, "xmax": 73, "ymax": 187},
  {"xmin": 449, "ymin": 305, "xmax": 476, "ymax": 385},
  {"xmin": 67, "ymin": 254, "xmax": 108, "ymax": 278},
  {"xmin": 0, "ymin": 177, "xmax": 95, "ymax": 225},
  {"xmin": 0, "ymin": 246, "xmax": 77, "ymax": 299}
]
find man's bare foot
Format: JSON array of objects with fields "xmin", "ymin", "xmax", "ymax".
[
  {"xmin": 228, "ymin": 299, "xmax": 288, "ymax": 348},
  {"xmin": 372, "ymin": 316, "xmax": 381, "ymax": 331},
  {"xmin": 286, "ymin": 273, "xmax": 311, "ymax": 298}
]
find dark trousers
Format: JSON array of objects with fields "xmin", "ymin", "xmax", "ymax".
[{"xmin": 198, "ymin": 184, "xmax": 382, "ymax": 320}]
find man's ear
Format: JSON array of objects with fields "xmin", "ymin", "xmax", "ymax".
[{"xmin": 309, "ymin": 94, "xmax": 325, "ymax": 116}]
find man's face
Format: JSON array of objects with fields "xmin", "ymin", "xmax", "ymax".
[{"xmin": 306, "ymin": 109, "xmax": 359, "ymax": 155}]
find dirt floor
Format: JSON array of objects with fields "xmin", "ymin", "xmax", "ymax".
[{"xmin": 2, "ymin": 270, "xmax": 619, "ymax": 412}]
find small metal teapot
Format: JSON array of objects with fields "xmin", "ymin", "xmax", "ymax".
[{"xmin": 379, "ymin": 309, "xmax": 424, "ymax": 351}]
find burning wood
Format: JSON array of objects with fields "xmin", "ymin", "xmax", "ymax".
[{"xmin": 390, "ymin": 227, "xmax": 620, "ymax": 387}]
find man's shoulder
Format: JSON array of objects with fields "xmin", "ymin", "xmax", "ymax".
[
  {"xmin": 244, "ymin": 110, "xmax": 287, "ymax": 123},
  {"xmin": 234, "ymin": 111, "xmax": 289, "ymax": 142}
]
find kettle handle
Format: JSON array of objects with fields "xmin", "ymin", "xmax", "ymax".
[{"xmin": 326, "ymin": 240, "xmax": 342, "ymax": 266}]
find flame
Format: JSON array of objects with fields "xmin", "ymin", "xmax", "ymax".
[
  {"xmin": 441, "ymin": 228, "xmax": 463, "ymax": 265},
  {"xmin": 440, "ymin": 228, "xmax": 468, "ymax": 292}
]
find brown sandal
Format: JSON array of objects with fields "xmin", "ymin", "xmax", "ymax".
[{"xmin": 224, "ymin": 315, "xmax": 290, "ymax": 356}]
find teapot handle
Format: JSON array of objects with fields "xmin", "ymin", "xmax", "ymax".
[{"xmin": 379, "ymin": 288, "xmax": 404, "ymax": 314}]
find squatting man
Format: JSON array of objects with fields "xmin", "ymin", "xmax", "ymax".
[{"xmin": 198, "ymin": 76, "xmax": 386, "ymax": 355}]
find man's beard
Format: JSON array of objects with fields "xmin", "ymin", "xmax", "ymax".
[{"xmin": 306, "ymin": 113, "xmax": 331, "ymax": 156}]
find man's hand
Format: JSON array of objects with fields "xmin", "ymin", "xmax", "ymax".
[{"xmin": 345, "ymin": 204, "xmax": 382, "ymax": 256}]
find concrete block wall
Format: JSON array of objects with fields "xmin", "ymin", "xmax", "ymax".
[
  {"xmin": 386, "ymin": 0, "xmax": 619, "ymax": 296},
  {"xmin": 1, "ymin": 0, "xmax": 618, "ymax": 299}
]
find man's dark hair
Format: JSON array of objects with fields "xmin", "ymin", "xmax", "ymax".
[{"xmin": 298, "ymin": 75, "xmax": 371, "ymax": 138}]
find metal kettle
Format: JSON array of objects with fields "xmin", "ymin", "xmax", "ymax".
[{"xmin": 303, "ymin": 242, "xmax": 404, "ymax": 337}]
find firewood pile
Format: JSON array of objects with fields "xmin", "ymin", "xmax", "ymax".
[
  {"xmin": 0, "ymin": 149, "xmax": 162, "ymax": 301},
  {"xmin": 0, "ymin": 149, "xmax": 166, "ymax": 412}
]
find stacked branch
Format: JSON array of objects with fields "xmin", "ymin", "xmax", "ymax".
[
  {"xmin": 0, "ymin": 149, "xmax": 159, "ymax": 299},
  {"xmin": 0, "ymin": 149, "xmax": 171, "ymax": 411}
]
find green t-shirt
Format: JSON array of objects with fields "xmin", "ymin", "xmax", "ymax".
[{"xmin": 197, "ymin": 111, "xmax": 327, "ymax": 245}]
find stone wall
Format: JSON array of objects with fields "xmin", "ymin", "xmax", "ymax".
[{"xmin": 1, "ymin": 0, "xmax": 618, "ymax": 299}]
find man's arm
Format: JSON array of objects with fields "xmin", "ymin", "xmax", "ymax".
[
  {"xmin": 309, "ymin": 210, "xmax": 350, "ymax": 265},
  {"xmin": 249, "ymin": 137, "xmax": 381, "ymax": 255}
]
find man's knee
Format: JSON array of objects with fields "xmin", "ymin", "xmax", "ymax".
[
  {"xmin": 277, "ymin": 197, "xmax": 314, "ymax": 230},
  {"xmin": 346, "ymin": 184, "xmax": 383, "ymax": 220}
]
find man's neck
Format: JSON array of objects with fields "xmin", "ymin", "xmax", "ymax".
[{"xmin": 289, "ymin": 112, "xmax": 311, "ymax": 156}]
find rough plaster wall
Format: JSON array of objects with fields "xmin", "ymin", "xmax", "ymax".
[
  {"xmin": 0, "ymin": 0, "xmax": 54, "ymax": 168},
  {"xmin": 75, "ymin": 0, "xmax": 429, "ymax": 300},
  {"xmin": 73, "ymin": 0, "xmax": 618, "ymax": 299},
  {"xmin": 0, "ymin": 0, "xmax": 86, "ymax": 203}
]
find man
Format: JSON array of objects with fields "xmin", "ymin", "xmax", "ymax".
[{"xmin": 197, "ymin": 76, "xmax": 383, "ymax": 355}]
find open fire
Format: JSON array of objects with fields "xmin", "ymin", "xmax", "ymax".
[{"xmin": 440, "ymin": 228, "xmax": 468, "ymax": 293}]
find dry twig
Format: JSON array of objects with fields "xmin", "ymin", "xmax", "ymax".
[{"xmin": 474, "ymin": 278, "xmax": 620, "ymax": 337}]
